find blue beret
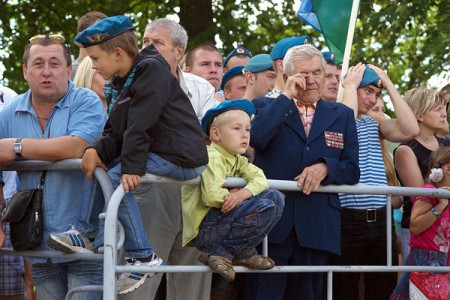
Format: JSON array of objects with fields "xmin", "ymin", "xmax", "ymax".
[
  {"xmin": 360, "ymin": 66, "xmax": 382, "ymax": 88},
  {"xmin": 74, "ymin": 16, "xmax": 133, "ymax": 48},
  {"xmin": 270, "ymin": 36, "xmax": 310, "ymax": 60},
  {"xmin": 223, "ymin": 46, "xmax": 252, "ymax": 68},
  {"xmin": 322, "ymin": 51, "xmax": 336, "ymax": 65},
  {"xmin": 221, "ymin": 66, "xmax": 245, "ymax": 90},
  {"xmin": 244, "ymin": 54, "xmax": 273, "ymax": 73},
  {"xmin": 201, "ymin": 99, "xmax": 256, "ymax": 135}
]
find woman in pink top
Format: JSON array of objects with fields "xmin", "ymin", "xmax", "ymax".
[{"xmin": 391, "ymin": 146, "xmax": 450, "ymax": 300}]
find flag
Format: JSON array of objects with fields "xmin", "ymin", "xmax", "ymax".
[{"xmin": 297, "ymin": 0, "xmax": 357, "ymax": 65}]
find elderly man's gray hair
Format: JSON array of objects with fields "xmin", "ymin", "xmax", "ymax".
[
  {"xmin": 283, "ymin": 44, "xmax": 326, "ymax": 76},
  {"xmin": 145, "ymin": 18, "xmax": 188, "ymax": 50}
]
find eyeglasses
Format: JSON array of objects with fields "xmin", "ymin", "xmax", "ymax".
[{"xmin": 29, "ymin": 34, "xmax": 65, "ymax": 44}]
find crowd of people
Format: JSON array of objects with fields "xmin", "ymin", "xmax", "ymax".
[{"xmin": 0, "ymin": 10, "xmax": 449, "ymax": 300}]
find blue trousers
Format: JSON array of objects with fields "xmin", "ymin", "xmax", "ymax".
[
  {"xmin": 82, "ymin": 153, "xmax": 205, "ymax": 259},
  {"xmin": 390, "ymin": 247, "xmax": 447, "ymax": 300},
  {"xmin": 196, "ymin": 188, "xmax": 285, "ymax": 260},
  {"xmin": 32, "ymin": 260, "xmax": 103, "ymax": 300},
  {"xmin": 245, "ymin": 228, "xmax": 329, "ymax": 300}
]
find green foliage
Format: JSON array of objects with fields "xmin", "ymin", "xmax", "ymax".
[{"xmin": 0, "ymin": 0, "xmax": 448, "ymax": 96}]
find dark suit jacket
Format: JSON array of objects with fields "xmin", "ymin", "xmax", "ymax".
[{"xmin": 250, "ymin": 95, "xmax": 359, "ymax": 255}]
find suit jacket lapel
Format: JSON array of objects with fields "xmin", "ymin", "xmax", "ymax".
[
  {"xmin": 307, "ymin": 100, "xmax": 340, "ymax": 142},
  {"xmin": 284, "ymin": 100, "xmax": 307, "ymax": 141}
]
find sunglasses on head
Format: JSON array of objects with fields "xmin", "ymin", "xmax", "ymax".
[{"xmin": 29, "ymin": 34, "xmax": 65, "ymax": 44}]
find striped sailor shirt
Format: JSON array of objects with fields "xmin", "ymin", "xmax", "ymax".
[{"xmin": 339, "ymin": 115, "xmax": 387, "ymax": 209}]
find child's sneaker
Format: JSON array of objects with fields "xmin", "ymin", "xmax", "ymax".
[
  {"xmin": 117, "ymin": 253, "xmax": 165, "ymax": 295},
  {"xmin": 47, "ymin": 225, "xmax": 93, "ymax": 254}
]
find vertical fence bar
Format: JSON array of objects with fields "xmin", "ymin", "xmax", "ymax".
[
  {"xmin": 386, "ymin": 194, "xmax": 392, "ymax": 266},
  {"xmin": 327, "ymin": 271, "xmax": 333, "ymax": 300},
  {"xmin": 103, "ymin": 185, "xmax": 125, "ymax": 300}
]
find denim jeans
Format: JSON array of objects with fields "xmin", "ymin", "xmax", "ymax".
[
  {"xmin": 390, "ymin": 247, "xmax": 447, "ymax": 300},
  {"xmin": 90, "ymin": 152, "xmax": 205, "ymax": 259},
  {"xmin": 195, "ymin": 188, "xmax": 285, "ymax": 260},
  {"xmin": 31, "ymin": 260, "xmax": 103, "ymax": 300}
]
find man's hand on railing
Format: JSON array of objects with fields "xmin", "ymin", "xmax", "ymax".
[
  {"xmin": 81, "ymin": 148, "xmax": 107, "ymax": 182},
  {"xmin": 294, "ymin": 162, "xmax": 328, "ymax": 195}
]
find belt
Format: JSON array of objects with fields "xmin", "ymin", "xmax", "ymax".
[{"xmin": 342, "ymin": 207, "xmax": 386, "ymax": 223}]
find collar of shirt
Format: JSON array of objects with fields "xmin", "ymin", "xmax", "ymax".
[
  {"xmin": 177, "ymin": 67, "xmax": 192, "ymax": 99},
  {"xmin": 294, "ymin": 98, "xmax": 317, "ymax": 115},
  {"xmin": 209, "ymin": 142, "xmax": 239, "ymax": 166}
]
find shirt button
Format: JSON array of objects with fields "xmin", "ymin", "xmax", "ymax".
[
  {"xmin": 284, "ymin": 113, "xmax": 289, "ymax": 117},
  {"xmin": 306, "ymin": 146, "xmax": 310, "ymax": 150}
]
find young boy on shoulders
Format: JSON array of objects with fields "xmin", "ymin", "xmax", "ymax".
[
  {"xmin": 48, "ymin": 15, "xmax": 208, "ymax": 294},
  {"xmin": 182, "ymin": 99, "xmax": 285, "ymax": 281}
]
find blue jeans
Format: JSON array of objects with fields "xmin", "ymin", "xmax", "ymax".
[
  {"xmin": 90, "ymin": 153, "xmax": 205, "ymax": 259},
  {"xmin": 31, "ymin": 260, "xmax": 103, "ymax": 300},
  {"xmin": 390, "ymin": 248, "xmax": 447, "ymax": 299},
  {"xmin": 195, "ymin": 188, "xmax": 285, "ymax": 260}
]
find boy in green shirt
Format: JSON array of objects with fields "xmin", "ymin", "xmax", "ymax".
[{"xmin": 182, "ymin": 99, "xmax": 285, "ymax": 281}]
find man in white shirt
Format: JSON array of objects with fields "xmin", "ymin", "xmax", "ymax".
[{"xmin": 133, "ymin": 18, "xmax": 218, "ymax": 300}]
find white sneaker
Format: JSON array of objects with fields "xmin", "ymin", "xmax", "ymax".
[
  {"xmin": 117, "ymin": 254, "xmax": 165, "ymax": 295},
  {"xmin": 47, "ymin": 225, "xmax": 93, "ymax": 254}
]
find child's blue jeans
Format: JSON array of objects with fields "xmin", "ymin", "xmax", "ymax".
[
  {"xmin": 390, "ymin": 247, "xmax": 447, "ymax": 300},
  {"xmin": 195, "ymin": 188, "xmax": 285, "ymax": 260},
  {"xmin": 79, "ymin": 152, "xmax": 205, "ymax": 260}
]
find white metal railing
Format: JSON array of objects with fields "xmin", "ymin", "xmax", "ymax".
[{"xmin": 3, "ymin": 160, "xmax": 450, "ymax": 300}]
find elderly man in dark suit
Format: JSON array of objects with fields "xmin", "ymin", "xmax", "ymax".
[{"xmin": 245, "ymin": 44, "xmax": 360, "ymax": 300}]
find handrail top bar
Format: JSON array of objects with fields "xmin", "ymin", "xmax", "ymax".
[{"xmin": 3, "ymin": 160, "xmax": 450, "ymax": 198}]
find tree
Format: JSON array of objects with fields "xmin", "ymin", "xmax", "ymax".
[{"xmin": 0, "ymin": 0, "xmax": 448, "ymax": 95}]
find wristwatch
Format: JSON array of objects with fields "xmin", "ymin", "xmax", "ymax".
[{"xmin": 13, "ymin": 138, "xmax": 23, "ymax": 157}]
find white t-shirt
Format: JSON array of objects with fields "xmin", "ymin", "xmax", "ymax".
[
  {"xmin": 0, "ymin": 85, "xmax": 18, "ymax": 200},
  {"xmin": 178, "ymin": 69, "xmax": 219, "ymax": 123}
]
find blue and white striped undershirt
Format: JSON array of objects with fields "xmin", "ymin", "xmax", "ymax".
[{"xmin": 340, "ymin": 115, "xmax": 387, "ymax": 209}]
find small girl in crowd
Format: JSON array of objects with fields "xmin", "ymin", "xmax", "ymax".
[{"xmin": 391, "ymin": 146, "xmax": 450, "ymax": 299}]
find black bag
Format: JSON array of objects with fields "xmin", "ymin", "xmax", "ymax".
[{"xmin": 3, "ymin": 171, "xmax": 46, "ymax": 250}]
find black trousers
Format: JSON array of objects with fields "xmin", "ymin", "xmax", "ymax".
[{"xmin": 328, "ymin": 208, "xmax": 398, "ymax": 300}]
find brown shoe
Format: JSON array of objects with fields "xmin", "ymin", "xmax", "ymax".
[
  {"xmin": 198, "ymin": 252, "xmax": 235, "ymax": 281},
  {"xmin": 232, "ymin": 255, "xmax": 275, "ymax": 270}
]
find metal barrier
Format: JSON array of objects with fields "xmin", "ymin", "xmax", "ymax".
[
  {"xmin": 0, "ymin": 160, "xmax": 114, "ymax": 300},
  {"xmin": 3, "ymin": 160, "xmax": 450, "ymax": 300}
]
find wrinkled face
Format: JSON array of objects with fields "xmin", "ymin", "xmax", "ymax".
[
  {"xmin": 367, "ymin": 98, "xmax": 386, "ymax": 119},
  {"xmin": 186, "ymin": 49, "xmax": 223, "ymax": 90},
  {"xmin": 420, "ymin": 103, "xmax": 447, "ymax": 131},
  {"xmin": 252, "ymin": 70, "xmax": 276, "ymax": 98},
  {"xmin": 224, "ymin": 75, "xmax": 247, "ymax": 100},
  {"xmin": 225, "ymin": 55, "xmax": 250, "ymax": 71},
  {"xmin": 91, "ymin": 72, "xmax": 107, "ymax": 104},
  {"xmin": 291, "ymin": 56, "xmax": 325, "ymax": 105},
  {"xmin": 142, "ymin": 27, "xmax": 183, "ymax": 71},
  {"xmin": 22, "ymin": 44, "xmax": 71, "ymax": 103},
  {"xmin": 212, "ymin": 113, "xmax": 251, "ymax": 155},
  {"xmin": 322, "ymin": 63, "xmax": 340, "ymax": 101},
  {"xmin": 87, "ymin": 45, "xmax": 119, "ymax": 80},
  {"xmin": 357, "ymin": 85, "xmax": 382, "ymax": 116}
]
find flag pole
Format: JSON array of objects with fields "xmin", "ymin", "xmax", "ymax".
[{"xmin": 336, "ymin": 0, "xmax": 360, "ymax": 102}]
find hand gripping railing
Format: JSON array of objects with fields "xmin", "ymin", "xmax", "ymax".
[{"xmin": 104, "ymin": 176, "xmax": 450, "ymax": 300}]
